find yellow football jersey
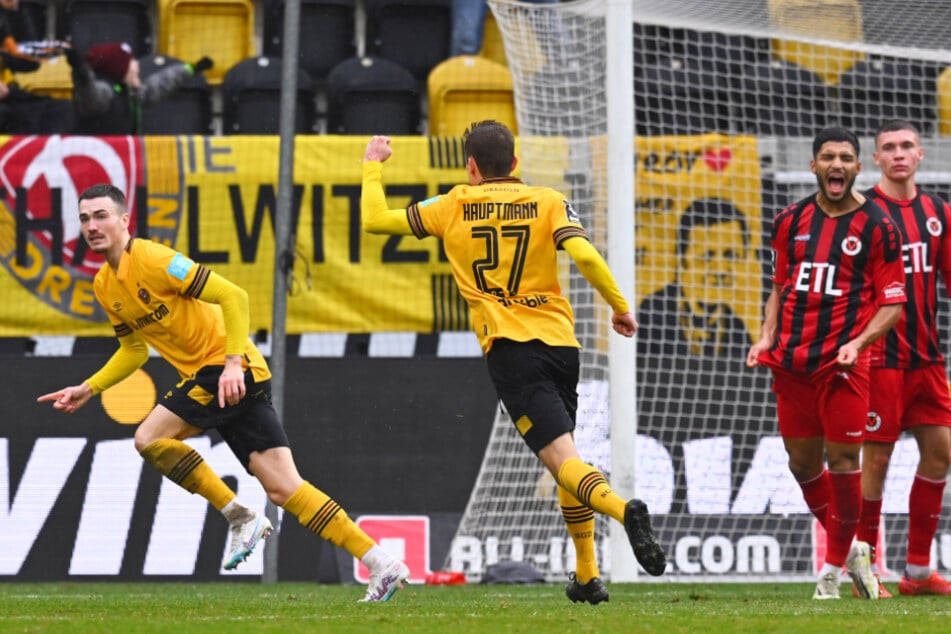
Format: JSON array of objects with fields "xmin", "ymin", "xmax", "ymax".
[
  {"xmin": 408, "ymin": 176, "xmax": 586, "ymax": 352},
  {"xmin": 93, "ymin": 239, "xmax": 269, "ymax": 382}
]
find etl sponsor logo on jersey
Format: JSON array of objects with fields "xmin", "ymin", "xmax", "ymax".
[
  {"xmin": 903, "ymin": 241, "xmax": 933, "ymax": 274},
  {"xmin": 0, "ymin": 135, "xmax": 147, "ymax": 321},
  {"xmin": 794, "ymin": 262, "xmax": 842, "ymax": 296}
]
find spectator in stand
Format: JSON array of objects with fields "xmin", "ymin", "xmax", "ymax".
[
  {"xmin": 0, "ymin": 0, "xmax": 38, "ymax": 43},
  {"xmin": 856, "ymin": 119, "xmax": 951, "ymax": 597},
  {"xmin": 0, "ymin": 0, "xmax": 76, "ymax": 134},
  {"xmin": 65, "ymin": 41, "xmax": 213, "ymax": 135},
  {"xmin": 450, "ymin": 0, "xmax": 559, "ymax": 57}
]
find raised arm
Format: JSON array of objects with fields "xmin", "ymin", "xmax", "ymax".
[{"xmin": 361, "ymin": 136, "xmax": 414, "ymax": 236}]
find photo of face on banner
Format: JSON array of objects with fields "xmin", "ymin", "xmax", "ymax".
[{"xmin": 636, "ymin": 197, "xmax": 755, "ymax": 359}]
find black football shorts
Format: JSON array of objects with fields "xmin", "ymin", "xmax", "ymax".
[
  {"xmin": 161, "ymin": 365, "xmax": 290, "ymax": 472},
  {"xmin": 486, "ymin": 338, "xmax": 580, "ymax": 454}
]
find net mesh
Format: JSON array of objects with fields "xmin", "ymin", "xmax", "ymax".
[{"xmin": 447, "ymin": 0, "xmax": 951, "ymax": 582}]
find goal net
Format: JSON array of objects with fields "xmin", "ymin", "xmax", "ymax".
[{"xmin": 447, "ymin": 0, "xmax": 951, "ymax": 583}]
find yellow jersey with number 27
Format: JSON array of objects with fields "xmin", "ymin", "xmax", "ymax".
[{"xmin": 407, "ymin": 176, "xmax": 587, "ymax": 353}]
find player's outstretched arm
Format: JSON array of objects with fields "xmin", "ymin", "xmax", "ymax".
[
  {"xmin": 561, "ymin": 236, "xmax": 636, "ymax": 336},
  {"xmin": 37, "ymin": 383, "xmax": 94, "ymax": 414},
  {"xmin": 361, "ymin": 136, "xmax": 413, "ymax": 236},
  {"xmin": 39, "ymin": 332, "xmax": 150, "ymax": 413}
]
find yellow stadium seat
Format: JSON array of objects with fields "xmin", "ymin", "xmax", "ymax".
[
  {"xmin": 13, "ymin": 55, "xmax": 73, "ymax": 99},
  {"xmin": 158, "ymin": 0, "xmax": 255, "ymax": 85},
  {"xmin": 480, "ymin": 10, "xmax": 507, "ymax": 68},
  {"xmin": 938, "ymin": 67, "xmax": 951, "ymax": 137},
  {"xmin": 428, "ymin": 55, "xmax": 516, "ymax": 137},
  {"xmin": 768, "ymin": 0, "xmax": 865, "ymax": 85}
]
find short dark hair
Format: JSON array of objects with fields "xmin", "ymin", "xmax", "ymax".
[
  {"xmin": 463, "ymin": 120, "xmax": 515, "ymax": 178},
  {"xmin": 79, "ymin": 183, "xmax": 127, "ymax": 213},
  {"xmin": 678, "ymin": 197, "xmax": 749, "ymax": 257},
  {"xmin": 874, "ymin": 119, "xmax": 919, "ymax": 144},
  {"xmin": 812, "ymin": 127, "xmax": 860, "ymax": 158}
]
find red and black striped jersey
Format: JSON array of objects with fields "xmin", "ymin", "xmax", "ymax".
[
  {"xmin": 866, "ymin": 186, "xmax": 951, "ymax": 368},
  {"xmin": 765, "ymin": 193, "xmax": 906, "ymax": 373}
]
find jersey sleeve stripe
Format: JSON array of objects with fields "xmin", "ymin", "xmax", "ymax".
[
  {"xmin": 407, "ymin": 203, "xmax": 428, "ymax": 238},
  {"xmin": 553, "ymin": 226, "xmax": 587, "ymax": 247},
  {"xmin": 183, "ymin": 265, "xmax": 211, "ymax": 298}
]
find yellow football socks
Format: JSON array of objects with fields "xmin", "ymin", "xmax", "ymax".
[
  {"xmin": 557, "ymin": 457, "xmax": 626, "ymax": 523},
  {"xmin": 559, "ymin": 485, "xmax": 599, "ymax": 583},
  {"xmin": 139, "ymin": 438, "xmax": 235, "ymax": 510},
  {"xmin": 283, "ymin": 481, "xmax": 375, "ymax": 558}
]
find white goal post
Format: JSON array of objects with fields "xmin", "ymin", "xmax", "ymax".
[{"xmin": 447, "ymin": 0, "xmax": 951, "ymax": 583}]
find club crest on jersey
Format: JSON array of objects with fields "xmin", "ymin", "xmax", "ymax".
[
  {"xmin": 841, "ymin": 236, "xmax": 862, "ymax": 256},
  {"xmin": 927, "ymin": 217, "xmax": 943, "ymax": 237},
  {"xmin": 138, "ymin": 288, "xmax": 151, "ymax": 304},
  {"xmin": 866, "ymin": 411, "xmax": 882, "ymax": 433}
]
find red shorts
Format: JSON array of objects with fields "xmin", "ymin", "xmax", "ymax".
[
  {"xmin": 866, "ymin": 364, "xmax": 951, "ymax": 443},
  {"xmin": 769, "ymin": 361, "xmax": 870, "ymax": 444}
]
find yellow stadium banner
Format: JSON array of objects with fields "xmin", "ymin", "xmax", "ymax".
[
  {"xmin": 0, "ymin": 134, "xmax": 760, "ymax": 338},
  {"xmin": 630, "ymin": 134, "xmax": 763, "ymax": 339},
  {"xmin": 0, "ymin": 135, "xmax": 471, "ymax": 336}
]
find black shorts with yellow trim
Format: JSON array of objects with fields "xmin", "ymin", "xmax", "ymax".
[
  {"xmin": 485, "ymin": 338, "xmax": 579, "ymax": 454},
  {"xmin": 161, "ymin": 365, "xmax": 289, "ymax": 473}
]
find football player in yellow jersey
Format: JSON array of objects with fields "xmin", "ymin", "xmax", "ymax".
[
  {"xmin": 361, "ymin": 121, "xmax": 667, "ymax": 603},
  {"xmin": 38, "ymin": 183, "xmax": 409, "ymax": 602}
]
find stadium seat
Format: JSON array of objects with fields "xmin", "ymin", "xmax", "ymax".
[
  {"xmin": 12, "ymin": 54, "xmax": 73, "ymax": 100},
  {"xmin": 62, "ymin": 0, "xmax": 153, "ymax": 56},
  {"xmin": 325, "ymin": 56, "xmax": 420, "ymax": 135},
  {"xmin": 479, "ymin": 10, "xmax": 507, "ymax": 68},
  {"xmin": 262, "ymin": 0, "xmax": 356, "ymax": 86},
  {"xmin": 158, "ymin": 0, "xmax": 255, "ymax": 85},
  {"xmin": 768, "ymin": 0, "xmax": 865, "ymax": 85},
  {"xmin": 221, "ymin": 56, "xmax": 317, "ymax": 135},
  {"xmin": 733, "ymin": 57, "xmax": 828, "ymax": 136},
  {"xmin": 938, "ymin": 66, "xmax": 951, "ymax": 137},
  {"xmin": 428, "ymin": 55, "xmax": 516, "ymax": 137},
  {"xmin": 838, "ymin": 56, "xmax": 941, "ymax": 137},
  {"xmin": 364, "ymin": 0, "xmax": 451, "ymax": 82},
  {"xmin": 139, "ymin": 54, "xmax": 213, "ymax": 135},
  {"xmin": 634, "ymin": 55, "xmax": 735, "ymax": 135}
]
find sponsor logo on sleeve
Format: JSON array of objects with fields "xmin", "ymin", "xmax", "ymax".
[
  {"xmin": 882, "ymin": 281, "xmax": 906, "ymax": 300},
  {"xmin": 166, "ymin": 253, "xmax": 194, "ymax": 281}
]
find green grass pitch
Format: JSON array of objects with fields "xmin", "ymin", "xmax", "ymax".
[{"xmin": 1, "ymin": 582, "xmax": 950, "ymax": 633}]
